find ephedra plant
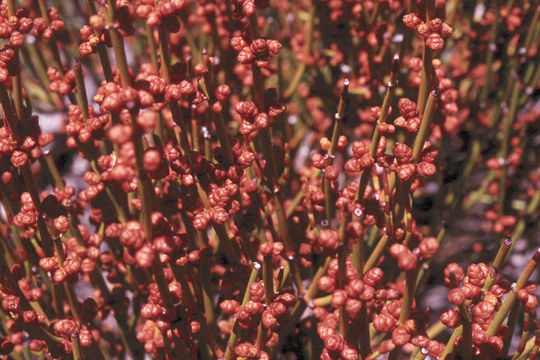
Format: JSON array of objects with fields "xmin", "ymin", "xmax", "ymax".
[{"xmin": 0, "ymin": 0, "xmax": 538, "ymax": 359}]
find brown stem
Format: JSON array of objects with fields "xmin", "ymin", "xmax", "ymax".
[
  {"xmin": 263, "ymin": 254, "xmax": 274, "ymax": 306},
  {"xmin": 85, "ymin": 0, "xmax": 114, "ymax": 82},
  {"xmin": 213, "ymin": 112, "xmax": 234, "ymax": 165},
  {"xmin": 74, "ymin": 60, "xmax": 89, "ymax": 121}
]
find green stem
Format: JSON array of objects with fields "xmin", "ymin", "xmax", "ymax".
[
  {"xmin": 323, "ymin": 79, "xmax": 349, "ymax": 224},
  {"xmin": 71, "ymin": 333, "xmax": 83, "ymax": 360},
  {"xmin": 271, "ymin": 257, "xmax": 331, "ymax": 357},
  {"xmin": 387, "ymin": 268, "xmax": 420, "ymax": 359},
  {"xmin": 503, "ymin": 301, "xmax": 520, "ymax": 356},
  {"xmin": 412, "ymin": 90, "xmax": 438, "ymax": 163},
  {"xmin": 513, "ymin": 330, "xmax": 538, "ymax": 360},
  {"xmin": 497, "ymin": 80, "xmax": 520, "ymax": 217},
  {"xmin": 41, "ymin": 151, "xmax": 64, "ymax": 189},
  {"xmin": 439, "ymin": 325, "xmax": 463, "ymax": 360},
  {"xmin": 224, "ymin": 268, "xmax": 259, "ymax": 360},
  {"xmin": 417, "ymin": 0, "xmax": 434, "ymax": 115},
  {"xmin": 482, "ymin": 237, "xmax": 512, "ymax": 293},
  {"xmin": 363, "ymin": 234, "xmax": 388, "ymax": 274},
  {"xmin": 355, "ymin": 54, "xmax": 399, "ymax": 201},
  {"xmin": 283, "ymin": 2, "xmax": 314, "ymax": 99},
  {"xmin": 511, "ymin": 310, "xmax": 530, "ymax": 359},
  {"xmin": 479, "ymin": 4, "xmax": 502, "ymax": 107},
  {"xmin": 105, "ymin": 0, "xmax": 131, "ymax": 87},
  {"xmin": 487, "ymin": 250, "xmax": 539, "ymax": 337}
]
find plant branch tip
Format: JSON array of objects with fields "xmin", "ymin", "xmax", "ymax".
[{"xmin": 392, "ymin": 54, "xmax": 400, "ymax": 74}]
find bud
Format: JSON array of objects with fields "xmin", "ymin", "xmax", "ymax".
[
  {"xmin": 426, "ymin": 33, "xmax": 444, "ymax": 51},
  {"xmin": 262, "ymin": 310, "xmax": 277, "ymax": 328},
  {"xmin": 250, "ymin": 38, "xmax": 267, "ymax": 56},
  {"xmin": 324, "ymin": 166, "xmax": 339, "ymax": 180},
  {"xmin": 441, "ymin": 23, "xmax": 453, "ymax": 37},
  {"xmin": 418, "ymin": 236, "xmax": 439, "ymax": 259},
  {"xmin": 242, "ymin": 0, "xmax": 256, "ymax": 16},
  {"xmin": 331, "ymin": 290, "xmax": 347, "ymax": 307},
  {"xmin": 211, "ymin": 207, "xmax": 229, "ymax": 224},
  {"xmin": 398, "ymin": 98, "xmax": 418, "ymax": 119},
  {"xmin": 64, "ymin": 259, "xmax": 81, "ymax": 276},
  {"xmin": 324, "ymin": 334, "xmax": 344, "ymax": 352},
  {"xmin": 403, "ymin": 13, "xmax": 421, "ymax": 30},
  {"xmin": 392, "ymin": 143, "xmax": 413, "ymax": 164},
  {"xmin": 461, "ymin": 283, "xmax": 482, "ymax": 300},
  {"xmin": 143, "ymin": 149, "xmax": 163, "ymax": 173},
  {"xmin": 398, "ymin": 251, "xmax": 418, "ymax": 271},
  {"xmin": 39, "ymin": 257, "xmax": 59, "ymax": 272},
  {"xmin": 392, "ymin": 326, "xmax": 411, "ymax": 346},
  {"xmin": 11, "ymin": 150, "xmax": 28, "ymax": 168},
  {"xmin": 318, "ymin": 276, "xmax": 336, "ymax": 293},
  {"xmin": 267, "ymin": 40, "xmax": 281, "ymax": 55},
  {"xmin": 318, "ymin": 229, "xmax": 339, "ymax": 250},
  {"xmin": 53, "ymin": 268, "xmax": 67, "ymax": 284},
  {"xmin": 352, "ymin": 140, "xmax": 369, "ymax": 158},
  {"xmin": 220, "ymin": 299, "xmax": 240, "ymax": 315},
  {"xmin": 397, "ymin": 163, "xmax": 416, "ymax": 181},
  {"xmin": 230, "ymin": 36, "xmax": 248, "ymax": 51},
  {"xmin": 249, "ymin": 281, "xmax": 265, "ymax": 303},
  {"xmin": 141, "ymin": 303, "xmax": 162, "ymax": 320},
  {"xmin": 358, "ymin": 154, "xmax": 374, "ymax": 170},
  {"xmin": 364, "ymin": 267, "xmax": 384, "ymax": 287},
  {"xmin": 135, "ymin": 244, "xmax": 155, "ymax": 269},
  {"xmin": 417, "ymin": 161, "xmax": 436, "ymax": 176},
  {"xmin": 373, "ymin": 313, "xmax": 396, "ymax": 333},
  {"xmin": 440, "ymin": 309, "xmax": 460, "ymax": 328},
  {"xmin": 237, "ymin": 47, "xmax": 254, "ymax": 64},
  {"xmin": 54, "ymin": 215, "xmax": 70, "ymax": 234},
  {"xmin": 215, "ymin": 84, "xmax": 231, "ymax": 102}
]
